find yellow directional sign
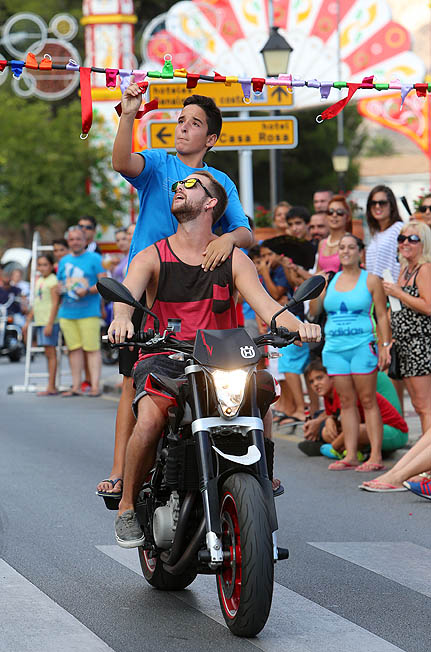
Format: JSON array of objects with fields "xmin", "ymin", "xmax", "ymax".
[
  {"xmin": 148, "ymin": 80, "xmax": 293, "ymax": 110},
  {"xmin": 147, "ymin": 116, "xmax": 298, "ymax": 151}
]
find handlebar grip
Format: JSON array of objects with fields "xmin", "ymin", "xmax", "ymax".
[{"xmin": 275, "ymin": 327, "xmax": 301, "ymax": 341}]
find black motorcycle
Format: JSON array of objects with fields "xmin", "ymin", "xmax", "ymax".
[{"xmin": 97, "ymin": 275, "xmax": 324, "ymax": 637}]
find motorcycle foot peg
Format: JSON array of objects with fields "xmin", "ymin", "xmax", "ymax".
[
  {"xmin": 198, "ymin": 550, "xmax": 230, "ymax": 563},
  {"xmin": 277, "ymin": 547, "xmax": 289, "ymax": 560}
]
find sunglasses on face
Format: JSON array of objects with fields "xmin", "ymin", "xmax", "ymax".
[
  {"xmin": 79, "ymin": 224, "xmax": 94, "ymax": 230},
  {"xmin": 397, "ymin": 234, "xmax": 421, "ymax": 244},
  {"xmin": 419, "ymin": 205, "xmax": 431, "ymax": 213},
  {"xmin": 327, "ymin": 209, "xmax": 346, "ymax": 216},
  {"xmin": 171, "ymin": 178, "xmax": 212, "ymax": 198},
  {"xmin": 370, "ymin": 199, "xmax": 389, "ymax": 207}
]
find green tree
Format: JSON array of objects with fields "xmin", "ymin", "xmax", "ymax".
[{"xmin": 0, "ymin": 95, "xmax": 127, "ymax": 245}]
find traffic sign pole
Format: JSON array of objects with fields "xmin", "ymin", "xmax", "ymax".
[{"xmin": 238, "ymin": 111, "xmax": 254, "ymax": 219}]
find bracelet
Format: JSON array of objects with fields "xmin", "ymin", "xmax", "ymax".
[{"xmin": 382, "ymin": 341, "xmax": 391, "ymax": 347}]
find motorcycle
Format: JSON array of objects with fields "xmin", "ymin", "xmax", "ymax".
[
  {"xmin": 97, "ymin": 275, "xmax": 324, "ymax": 637},
  {"xmin": 0, "ymin": 295, "xmax": 25, "ymax": 362}
]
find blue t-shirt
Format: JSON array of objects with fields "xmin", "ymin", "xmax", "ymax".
[
  {"xmin": 57, "ymin": 252, "xmax": 104, "ymax": 319},
  {"xmin": 123, "ymin": 149, "xmax": 250, "ymax": 262}
]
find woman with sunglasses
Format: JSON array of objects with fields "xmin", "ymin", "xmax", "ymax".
[
  {"xmin": 382, "ymin": 221, "xmax": 431, "ymax": 434},
  {"xmin": 416, "ymin": 194, "xmax": 431, "ymax": 228},
  {"xmin": 365, "ymin": 185, "xmax": 403, "ymax": 282},
  {"xmin": 316, "ymin": 195, "xmax": 352, "ymax": 273}
]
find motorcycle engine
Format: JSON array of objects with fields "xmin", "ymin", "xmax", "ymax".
[{"xmin": 153, "ymin": 490, "xmax": 180, "ymax": 549}]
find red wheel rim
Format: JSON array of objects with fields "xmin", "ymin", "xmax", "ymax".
[
  {"xmin": 218, "ymin": 491, "xmax": 242, "ymax": 618},
  {"xmin": 140, "ymin": 548, "xmax": 156, "ymax": 574}
]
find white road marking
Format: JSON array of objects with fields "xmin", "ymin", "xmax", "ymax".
[
  {"xmin": 309, "ymin": 541, "xmax": 431, "ymax": 598},
  {"xmin": 96, "ymin": 545, "xmax": 405, "ymax": 652},
  {"xmin": 0, "ymin": 559, "xmax": 115, "ymax": 652}
]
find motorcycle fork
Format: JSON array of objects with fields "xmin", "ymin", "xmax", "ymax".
[
  {"xmin": 188, "ymin": 369, "xmax": 223, "ymax": 567},
  {"xmin": 249, "ymin": 374, "xmax": 278, "ymax": 534}
]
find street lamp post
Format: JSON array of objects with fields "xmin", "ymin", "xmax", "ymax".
[
  {"xmin": 331, "ymin": 144, "xmax": 349, "ymax": 193},
  {"xmin": 260, "ymin": 19, "xmax": 293, "ymax": 209}
]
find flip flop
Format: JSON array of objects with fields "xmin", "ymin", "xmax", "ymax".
[
  {"xmin": 272, "ymin": 478, "xmax": 285, "ymax": 497},
  {"xmin": 96, "ymin": 478, "xmax": 123, "ymax": 498},
  {"xmin": 359, "ymin": 481, "xmax": 407, "ymax": 492},
  {"xmin": 61, "ymin": 390, "xmax": 82, "ymax": 397},
  {"xmin": 37, "ymin": 390, "xmax": 59, "ymax": 396},
  {"xmin": 277, "ymin": 416, "xmax": 305, "ymax": 427},
  {"xmin": 328, "ymin": 459, "xmax": 359, "ymax": 470},
  {"xmin": 355, "ymin": 462, "xmax": 386, "ymax": 473},
  {"xmin": 87, "ymin": 392, "xmax": 102, "ymax": 397}
]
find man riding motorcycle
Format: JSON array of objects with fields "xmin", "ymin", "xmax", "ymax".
[{"xmin": 108, "ymin": 171, "xmax": 321, "ymax": 548}]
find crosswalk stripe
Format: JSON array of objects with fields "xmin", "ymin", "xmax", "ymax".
[
  {"xmin": 96, "ymin": 545, "xmax": 405, "ymax": 652},
  {"xmin": 0, "ymin": 559, "xmax": 115, "ymax": 652},
  {"xmin": 308, "ymin": 542, "xmax": 431, "ymax": 598}
]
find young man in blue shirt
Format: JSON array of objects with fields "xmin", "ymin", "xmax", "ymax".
[{"xmin": 97, "ymin": 83, "xmax": 252, "ymax": 497}]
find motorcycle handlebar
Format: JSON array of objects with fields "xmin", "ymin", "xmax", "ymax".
[{"xmin": 102, "ymin": 329, "xmax": 156, "ymax": 347}]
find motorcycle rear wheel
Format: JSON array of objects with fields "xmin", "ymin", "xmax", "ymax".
[
  {"xmin": 217, "ymin": 473, "xmax": 274, "ymax": 637},
  {"xmin": 138, "ymin": 547, "xmax": 197, "ymax": 590}
]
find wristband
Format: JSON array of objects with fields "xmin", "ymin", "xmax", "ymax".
[{"xmin": 382, "ymin": 341, "xmax": 391, "ymax": 347}]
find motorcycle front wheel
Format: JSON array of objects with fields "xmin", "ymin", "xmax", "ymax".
[
  {"xmin": 138, "ymin": 547, "xmax": 197, "ymax": 591},
  {"xmin": 217, "ymin": 473, "xmax": 274, "ymax": 637}
]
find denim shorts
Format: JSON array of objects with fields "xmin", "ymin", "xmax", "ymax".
[
  {"xmin": 322, "ymin": 340, "xmax": 378, "ymax": 376},
  {"xmin": 35, "ymin": 323, "xmax": 60, "ymax": 347}
]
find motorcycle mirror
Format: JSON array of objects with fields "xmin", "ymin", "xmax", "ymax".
[
  {"xmin": 96, "ymin": 278, "xmax": 160, "ymax": 333},
  {"xmin": 270, "ymin": 275, "xmax": 326, "ymax": 332}
]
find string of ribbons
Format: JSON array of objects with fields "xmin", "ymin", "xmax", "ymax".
[{"xmin": 1, "ymin": 53, "xmax": 429, "ymax": 138}]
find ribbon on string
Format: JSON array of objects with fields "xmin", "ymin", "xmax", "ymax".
[
  {"xmin": 307, "ymin": 79, "xmax": 320, "ymax": 88},
  {"xmin": 39, "ymin": 56, "xmax": 52, "ymax": 70},
  {"xmin": 277, "ymin": 74, "xmax": 292, "ymax": 87},
  {"xmin": 79, "ymin": 67, "xmax": 93, "ymax": 138},
  {"xmin": 25, "ymin": 53, "xmax": 38, "ymax": 70},
  {"xmin": 114, "ymin": 98, "xmax": 158, "ymax": 120},
  {"xmin": 119, "ymin": 69, "xmax": 132, "ymax": 94},
  {"xmin": 292, "ymin": 77, "xmax": 305, "ymax": 87},
  {"xmin": 213, "ymin": 72, "xmax": 226, "ymax": 83},
  {"xmin": 161, "ymin": 57, "xmax": 173, "ymax": 78},
  {"xmin": 400, "ymin": 83, "xmax": 414, "ymax": 108},
  {"xmin": 251, "ymin": 78, "xmax": 265, "ymax": 94},
  {"xmin": 105, "ymin": 68, "xmax": 118, "ymax": 88},
  {"xmin": 186, "ymin": 73, "xmax": 200, "ymax": 89},
  {"xmin": 174, "ymin": 68, "xmax": 188, "ymax": 78},
  {"xmin": 265, "ymin": 77, "xmax": 281, "ymax": 86},
  {"xmin": 133, "ymin": 70, "xmax": 147, "ymax": 83},
  {"xmin": 319, "ymin": 75, "xmax": 374, "ymax": 121},
  {"xmin": 0, "ymin": 60, "xmax": 7, "ymax": 72},
  {"xmin": 10, "ymin": 60, "xmax": 25, "ymax": 78},
  {"xmin": 389, "ymin": 79, "xmax": 402, "ymax": 89},
  {"xmin": 415, "ymin": 83, "xmax": 428, "ymax": 98},
  {"xmin": 66, "ymin": 59, "xmax": 80, "ymax": 71},
  {"xmin": 240, "ymin": 81, "xmax": 251, "ymax": 103},
  {"xmin": 319, "ymin": 82, "xmax": 333, "ymax": 100}
]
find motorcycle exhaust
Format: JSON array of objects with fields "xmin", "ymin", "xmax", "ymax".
[{"xmin": 163, "ymin": 517, "xmax": 205, "ymax": 576}]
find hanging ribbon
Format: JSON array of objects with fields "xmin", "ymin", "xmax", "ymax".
[
  {"xmin": 319, "ymin": 82, "xmax": 333, "ymax": 100},
  {"xmin": 79, "ymin": 67, "xmax": 93, "ymax": 139},
  {"xmin": 132, "ymin": 70, "xmax": 147, "ymax": 83},
  {"xmin": 10, "ymin": 60, "xmax": 25, "ymax": 78},
  {"xmin": 66, "ymin": 59, "xmax": 80, "ymax": 71},
  {"xmin": 400, "ymin": 83, "xmax": 414, "ymax": 108},
  {"xmin": 25, "ymin": 53, "xmax": 38, "ymax": 70},
  {"xmin": 114, "ymin": 99, "xmax": 158, "ymax": 119},
  {"xmin": 186, "ymin": 73, "xmax": 200, "ymax": 89},
  {"xmin": 415, "ymin": 83, "xmax": 428, "ymax": 98},
  {"xmin": 319, "ymin": 75, "xmax": 374, "ymax": 121},
  {"xmin": 240, "ymin": 81, "xmax": 251, "ymax": 103},
  {"xmin": 251, "ymin": 78, "xmax": 265, "ymax": 94},
  {"xmin": 105, "ymin": 68, "xmax": 118, "ymax": 89},
  {"xmin": 161, "ymin": 56, "xmax": 174, "ymax": 79},
  {"xmin": 39, "ymin": 56, "xmax": 52, "ymax": 70},
  {"xmin": 0, "ymin": 60, "xmax": 7, "ymax": 72}
]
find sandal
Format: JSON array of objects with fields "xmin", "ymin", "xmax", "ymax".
[
  {"xmin": 96, "ymin": 478, "xmax": 123, "ymax": 498},
  {"xmin": 328, "ymin": 459, "xmax": 359, "ymax": 470},
  {"xmin": 355, "ymin": 462, "xmax": 385, "ymax": 473},
  {"xmin": 272, "ymin": 478, "xmax": 285, "ymax": 497}
]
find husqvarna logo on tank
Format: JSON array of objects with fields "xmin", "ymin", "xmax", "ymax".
[{"xmin": 240, "ymin": 346, "xmax": 255, "ymax": 359}]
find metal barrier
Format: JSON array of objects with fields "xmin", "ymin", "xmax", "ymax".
[{"xmin": 8, "ymin": 232, "xmax": 70, "ymax": 393}]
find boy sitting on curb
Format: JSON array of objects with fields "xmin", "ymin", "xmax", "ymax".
[{"xmin": 298, "ymin": 360, "xmax": 408, "ymax": 459}]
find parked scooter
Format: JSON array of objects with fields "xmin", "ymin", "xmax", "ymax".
[
  {"xmin": 97, "ymin": 275, "xmax": 325, "ymax": 637},
  {"xmin": 0, "ymin": 295, "xmax": 25, "ymax": 362}
]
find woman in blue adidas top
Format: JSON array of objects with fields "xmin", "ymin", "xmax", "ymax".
[{"xmin": 321, "ymin": 234, "xmax": 392, "ymax": 472}]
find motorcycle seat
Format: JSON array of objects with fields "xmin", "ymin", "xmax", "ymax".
[{"xmin": 149, "ymin": 373, "xmax": 188, "ymax": 399}]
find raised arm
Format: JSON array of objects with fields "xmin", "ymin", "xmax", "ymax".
[
  {"xmin": 232, "ymin": 249, "xmax": 320, "ymax": 342},
  {"xmin": 112, "ymin": 83, "xmax": 146, "ymax": 178}
]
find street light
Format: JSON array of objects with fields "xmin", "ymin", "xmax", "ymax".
[
  {"xmin": 260, "ymin": 27, "xmax": 293, "ymax": 77},
  {"xmin": 260, "ymin": 26, "xmax": 293, "ymax": 207},
  {"xmin": 332, "ymin": 143, "xmax": 349, "ymax": 193}
]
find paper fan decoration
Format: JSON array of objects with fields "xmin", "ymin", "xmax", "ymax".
[{"xmin": 140, "ymin": 0, "xmax": 425, "ymax": 107}]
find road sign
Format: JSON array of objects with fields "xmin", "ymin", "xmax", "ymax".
[
  {"xmin": 148, "ymin": 80, "xmax": 293, "ymax": 111},
  {"xmin": 147, "ymin": 116, "xmax": 298, "ymax": 151}
]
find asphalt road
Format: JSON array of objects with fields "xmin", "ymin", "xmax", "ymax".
[{"xmin": 1, "ymin": 357, "xmax": 430, "ymax": 652}]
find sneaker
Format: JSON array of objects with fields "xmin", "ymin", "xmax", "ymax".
[
  {"xmin": 320, "ymin": 444, "xmax": 342, "ymax": 460},
  {"xmin": 297, "ymin": 440, "xmax": 323, "ymax": 457},
  {"xmin": 115, "ymin": 509, "xmax": 146, "ymax": 548},
  {"xmin": 404, "ymin": 479, "xmax": 431, "ymax": 501}
]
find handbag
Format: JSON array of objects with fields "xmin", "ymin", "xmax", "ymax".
[{"xmin": 388, "ymin": 342, "xmax": 402, "ymax": 380}]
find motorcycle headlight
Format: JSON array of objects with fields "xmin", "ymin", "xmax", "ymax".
[{"xmin": 210, "ymin": 369, "xmax": 248, "ymax": 418}]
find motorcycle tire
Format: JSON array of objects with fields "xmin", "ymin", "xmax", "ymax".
[
  {"xmin": 138, "ymin": 547, "xmax": 197, "ymax": 591},
  {"xmin": 8, "ymin": 348, "xmax": 22, "ymax": 362},
  {"xmin": 217, "ymin": 473, "xmax": 274, "ymax": 637},
  {"xmin": 101, "ymin": 347, "xmax": 119, "ymax": 366}
]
